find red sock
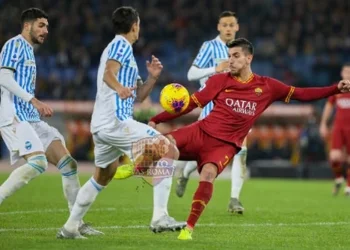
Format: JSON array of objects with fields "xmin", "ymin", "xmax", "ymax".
[
  {"xmin": 331, "ymin": 161, "xmax": 343, "ymax": 179},
  {"xmin": 187, "ymin": 181, "xmax": 213, "ymax": 229}
]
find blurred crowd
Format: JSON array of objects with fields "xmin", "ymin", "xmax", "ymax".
[{"xmin": 0, "ymin": 0, "xmax": 349, "ymax": 102}]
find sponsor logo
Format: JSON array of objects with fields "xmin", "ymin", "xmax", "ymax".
[
  {"xmin": 225, "ymin": 98, "xmax": 257, "ymax": 116},
  {"xmin": 337, "ymin": 99, "xmax": 350, "ymax": 109}
]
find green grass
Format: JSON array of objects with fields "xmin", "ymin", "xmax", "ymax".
[{"xmin": 0, "ymin": 173, "xmax": 350, "ymax": 250}]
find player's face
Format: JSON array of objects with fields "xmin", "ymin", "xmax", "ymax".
[
  {"xmin": 217, "ymin": 16, "xmax": 239, "ymax": 42},
  {"xmin": 29, "ymin": 18, "xmax": 49, "ymax": 44},
  {"xmin": 132, "ymin": 18, "xmax": 140, "ymax": 42},
  {"xmin": 228, "ymin": 47, "xmax": 252, "ymax": 76},
  {"xmin": 341, "ymin": 66, "xmax": 350, "ymax": 80}
]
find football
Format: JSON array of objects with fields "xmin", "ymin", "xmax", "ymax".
[{"xmin": 159, "ymin": 83, "xmax": 190, "ymax": 114}]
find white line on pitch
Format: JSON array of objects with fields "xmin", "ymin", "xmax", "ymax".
[
  {"xmin": 0, "ymin": 207, "xmax": 151, "ymax": 215},
  {"xmin": 0, "ymin": 221, "xmax": 349, "ymax": 232}
]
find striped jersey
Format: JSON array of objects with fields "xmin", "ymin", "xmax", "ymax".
[
  {"xmin": 0, "ymin": 35, "xmax": 39, "ymax": 127},
  {"xmin": 193, "ymin": 36, "xmax": 228, "ymax": 88},
  {"xmin": 192, "ymin": 36, "xmax": 228, "ymax": 118},
  {"xmin": 91, "ymin": 35, "xmax": 140, "ymax": 133}
]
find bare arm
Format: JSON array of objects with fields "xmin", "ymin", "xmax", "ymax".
[
  {"xmin": 135, "ymin": 76, "xmax": 158, "ymax": 102},
  {"xmin": 103, "ymin": 60, "xmax": 136, "ymax": 99},
  {"xmin": 319, "ymin": 101, "xmax": 334, "ymax": 139}
]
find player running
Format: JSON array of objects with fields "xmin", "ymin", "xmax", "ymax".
[
  {"xmin": 57, "ymin": 6, "xmax": 185, "ymax": 239},
  {"xmin": 148, "ymin": 38, "xmax": 350, "ymax": 240},
  {"xmin": 319, "ymin": 63, "xmax": 350, "ymax": 195},
  {"xmin": 0, "ymin": 8, "xmax": 100, "ymax": 235},
  {"xmin": 179, "ymin": 11, "xmax": 246, "ymax": 214}
]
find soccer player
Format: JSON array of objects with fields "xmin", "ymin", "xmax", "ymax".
[
  {"xmin": 57, "ymin": 6, "xmax": 185, "ymax": 239},
  {"xmin": 177, "ymin": 11, "xmax": 246, "ymax": 214},
  {"xmin": 0, "ymin": 8, "xmax": 100, "ymax": 235},
  {"xmin": 319, "ymin": 63, "xmax": 350, "ymax": 195},
  {"xmin": 149, "ymin": 38, "xmax": 350, "ymax": 240}
]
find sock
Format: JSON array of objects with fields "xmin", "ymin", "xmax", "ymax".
[
  {"xmin": 231, "ymin": 147, "xmax": 247, "ymax": 199},
  {"xmin": 331, "ymin": 160, "xmax": 343, "ymax": 179},
  {"xmin": 183, "ymin": 161, "xmax": 197, "ymax": 178},
  {"xmin": 0, "ymin": 154, "xmax": 47, "ymax": 205},
  {"xmin": 57, "ymin": 155, "xmax": 81, "ymax": 211},
  {"xmin": 187, "ymin": 181, "xmax": 213, "ymax": 229},
  {"xmin": 64, "ymin": 177, "xmax": 104, "ymax": 233},
  {"xmin": 152, "ymin": 176, "xmax": 172, "ymax": 222}
]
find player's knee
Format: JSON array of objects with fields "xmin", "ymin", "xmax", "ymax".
[
  {"xmin": 329, "ymin": 150, "xmax": 344, "ymax": 162},
  {"xmin": 27, "ymin": 154, "xmax": 49, "ymax": 174},
  {"xmin": 57, "ymin": 155, "xmax": 78, "ymax": 176},
  {"xmin": 161, "ymin": 136, "xmax": 179, "ymax": 160},
  {"xmin": 199, "ymin": 164, "xmax": 217, "ymax": 183}
]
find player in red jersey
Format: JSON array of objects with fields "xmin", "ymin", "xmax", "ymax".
[
  {"xmin": 147, "ymin": 38, "xmax": 350, "ymax": 240},
  {"xmin": 319, "ymin": 63, "xmax": 350, "ymax": 195}
]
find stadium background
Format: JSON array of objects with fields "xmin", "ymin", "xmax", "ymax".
[{"xmin": 0, "ymin": 0, "xmax": 349, "ymax": 178}]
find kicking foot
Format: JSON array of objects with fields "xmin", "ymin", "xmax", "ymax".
[
  {"xmin": 150, "ymin": 215, "xmax": 186, "ymax": 233},
  {"xmin": 228, "ymin": 197, "xmax": 244, "ymax": 214}
]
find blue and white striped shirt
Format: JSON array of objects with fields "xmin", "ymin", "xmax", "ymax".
[
  {"xmin": 192, "ymin": 36, "xmax": 228, "ymax": 119},
  {"xmin": 0, "ymin": 35, "xmax": 40, "ymax": 126},
  {"xmin": 91, "ymin": 35, "xmax": 140, "ymax": 133}
]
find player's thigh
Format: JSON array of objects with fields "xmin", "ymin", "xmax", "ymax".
[
  {"xmin": 198, "ymin": 138, "xmax": 239, "ymax": 175},
  {"xmin": 330, "ymin": 127, "xmax": 346, "ymax": 161},
  {"xmin": 344, "ymin": 129, "xmax": 350, "ymax": 158},
  {"xmin": 167, "ymin": 122, "xmax": 203, "ymax": 161},
  {"xmin": 92, "ymin": 132, "xmax": 123, "ymax": 169}
]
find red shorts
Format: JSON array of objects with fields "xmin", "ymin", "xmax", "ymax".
[
  {"xmin": 169, "ymin": 122, "xmax": 239, "ymax": 175},
  {"xmin": 331, "ymin": 126, "xmax": 350, "ymax": 154}
]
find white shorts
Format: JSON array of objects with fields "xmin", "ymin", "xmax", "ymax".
[
  {"xmin": 0, "ymin": 121, "xmax": 65, "ymax": 164},
  {"xmin": 93, "ymin": 118, "xmax": 160, "ymax": 168}
]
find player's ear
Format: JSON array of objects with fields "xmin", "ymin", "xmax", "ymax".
[
  {"xmin": 246, "ymin": 54, "xmax": 253, "ymax": 64},
  {"xmin": 235, "ymin": 23, "xmax": 240, "ymax": 32}
]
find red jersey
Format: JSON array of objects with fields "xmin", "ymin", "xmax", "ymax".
[
  {"xmin": 328, "ymin": 92, "xmax": 350, "ymax": 126},
  {"xmin": 151, "ymin": 72, "xmax": 339, "ymax": 148}
]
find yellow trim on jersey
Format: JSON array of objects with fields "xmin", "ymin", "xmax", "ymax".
[
  {"xmin": 191, "ymin": 94, "xmax": 202, "ymax": 108},
  {"xmin": 233, "ymin": 74, "xmax": 254, "ymax": 84},
  {"xmin": 285, "ymin": 86, "xmax": 295, "ymax": 103}
]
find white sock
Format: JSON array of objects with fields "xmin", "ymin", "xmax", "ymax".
[
  {"xmin": 231, "ymin": 147, "xmax": 247, "ymax": 199},
  {"xmin": 0, "ymin": 155, "xmax": 47, "ymax": 205},
  {"xmin": 57, "ymin": 155, "xmax": 81, "ymax": 211},
  {"xmin": 152, "ymin": 176, "xmax": 172, "ymax": 222},
  {"xmin": 183, "ymin": 161, "xmax": 197, "ymax": 178},
  {"xmin": 64, "ymin": 177, "xmax": 104, "ymax": 233}
]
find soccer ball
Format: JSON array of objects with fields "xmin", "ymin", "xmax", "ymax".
[{"xmin": 159, "ymin": 83, "xmax": 190, "ymax": 114}]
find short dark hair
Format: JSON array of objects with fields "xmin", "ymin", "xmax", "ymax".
[
  {"xmin": 21, "ymin": 8, "xmax": 48, "ymax": 29},
  {"xmin": 218, "ymin": 11, "xmax": 237, "ymax": 22},
  {"xmin": 343, "ymin": 62, "xmax": 350, "ymax": 68},
  {"xmin": 226, "ymin": 38, "xmax": 254, "ymax": 55},
  {"xmin": 112, "ymin": 6, "xmax": 139, "ymax": 34}
]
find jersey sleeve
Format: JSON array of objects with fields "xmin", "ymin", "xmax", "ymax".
[
  {"xmin": 107, "ymin": 40, "xmax": 132, "ymax": 65},
  {"xmin": 192, "ymin": 41, "xmax": 213, "ymax": 68},
  {"xmin": 267, "ymin": 77, "xmax": 295, "ymax": 103},
  {"xmin": 0, "ymin": 39, "xmax": 23, "ymax": 71},
  {"xmin": 192, "ymin": 75, "xmax": 225, "ymax": 107}
]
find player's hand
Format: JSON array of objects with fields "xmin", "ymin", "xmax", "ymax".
[
  {"xmin": 146, "ymin": 55, "xmax": 163, "ymax": 80},
  {"xmin": 319, "ymin": 124, "xmax": 329, "ymax": 140},
  {"xmin": 337, "ymin": 80, "xmax": 350, "ymax": 93},
  {"xmin": 116, "ymin": 86, "xmax": 137, "ymax": 99},
  {"xmin": 30, "ymin": 98, "xmax": 53, "ymax": 117},
  {"xmin": 215, "ymin": 60, "xmax": 229, "ymax": 73},
  {"xmin": 148, "ymin": 121, "xmax": 156, "ymax": 129}
]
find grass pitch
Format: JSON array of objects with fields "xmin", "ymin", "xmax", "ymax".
[{"xmin": 0, "ymin": 173, "xmax": 350, "ymax": 250}]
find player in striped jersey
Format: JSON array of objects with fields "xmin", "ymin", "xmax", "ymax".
[
  {"xmin": 176, "ymin": 11, "xmax": 247, "ymax": 214},
  {"xmin": 0, "ymin": 8, "xmax": 101, "ymax": 236},
  {"xmin": 58, "ymin": 6, "xmax": 185, "ymax": 239}
]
